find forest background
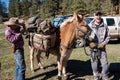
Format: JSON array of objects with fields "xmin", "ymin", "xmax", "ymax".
[{"xmin": 0, "ymin": 0, "xmax": 120, "ymax": 20}]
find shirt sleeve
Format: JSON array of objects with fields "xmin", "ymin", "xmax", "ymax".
[
  {"xmin": 5, "ymin": 29, "xmax": 21, "ymax": 44},
  {"xmin": 103, "ymin": 24, "xmax": 110, "ymax": 45}
]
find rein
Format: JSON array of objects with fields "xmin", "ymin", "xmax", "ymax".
[
  {"xmin": 73, "ymin": 22, "xmax": 87, "ymax": 36},
  {"xmin": 73, "ymin": 22, "xmax": 91, "ymax": 56},
  {"xmin": 59, "ymin": 20, "xmax": 91, "ymax": 56},
  {"xmin": 83, "ymin": 38, "xmax": 90, "ymax": 56}
]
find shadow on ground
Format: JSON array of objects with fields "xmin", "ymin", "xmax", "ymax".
[
  {"xmin": 109, "ymin": 63, "xmax": 120, "ymax": 80},
  {"xmin": 26, "ymin": 59, "xmax": 92, "ymax": 80},
  {"xmin": 26, "ymin": 60, "xmax": 120, "ymax": 80},
  {"xmin": 66, "ymin": 59, "xmax": 92, "ymax": 80},
  {"xmin": 109, "ymin": 40, "xmax": 120, "ymax": 44}
]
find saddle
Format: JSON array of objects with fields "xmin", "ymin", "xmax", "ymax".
[{"xmin": 26, "ymin": 16, "xmax": 44, "ymax": 33}]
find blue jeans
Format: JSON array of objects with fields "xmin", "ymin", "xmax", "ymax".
[
  {"xmin": 14, "ymin": 48, "xmax": 26, "ymax": 80},
  {"xmin": 90, "ymin": 49, "xmax": 109, "ymax": 80}
]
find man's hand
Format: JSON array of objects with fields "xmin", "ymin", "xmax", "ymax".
[
  {"xmin": 89, "ymin": 42, "xmax": 97, "ymax": 48},
  {"xmin": 97, "ymin": 42, "xmax": 105, "ymax": 49},
  {"xmin": 11, "ymin": 45, "xmax": 16, "ymax": 53},
  {"xmin": 20, "ymin": 27, "xmax": 25, "ymax": 34}
]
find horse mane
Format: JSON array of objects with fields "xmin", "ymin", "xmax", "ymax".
[
  {"xmin": 60, "ymin": 13, "xmax": 83, "ymax": 28},
  {"xmin": 60, "ymin": 17, "xmax": 75, "ymax": 28}
]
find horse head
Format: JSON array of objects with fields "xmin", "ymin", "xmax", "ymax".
[
  {"xmin": 73, "ymin": 12, "xmax": 91, "ymax": 38},
  {"xmin": 60, "ymin": 12, "xmax": 91, "ymax": 48}
]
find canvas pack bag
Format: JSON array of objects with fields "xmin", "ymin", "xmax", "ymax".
[
  {"xmin": 33, "ymin": 33, "xmax": 56, "ymax": 51},
  {"xmin": 26, "ymin": 16, "xmax": 43, "ymax": 33}
]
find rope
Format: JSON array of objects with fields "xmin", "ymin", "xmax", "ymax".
[{"xmin": 83, "ymin": 38, "xmax": 90, "ymax": 56}]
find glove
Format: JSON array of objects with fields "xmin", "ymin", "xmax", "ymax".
[
  {"xmin": 89, "ymin": 42, "xmax": 97, "ymax": 48},
  {"xmin": 97, "ymin": 42, "xmax": 105, "ymax": 49}
]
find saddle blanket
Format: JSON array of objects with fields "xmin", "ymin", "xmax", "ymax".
[{"xmin": 52, "ymin": 17, "xmax": 68, "ymax": 28}]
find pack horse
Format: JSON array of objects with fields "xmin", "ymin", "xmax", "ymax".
[{"xmin": 27, "ymin": 12, "xmax": 91, "ymax": 79}]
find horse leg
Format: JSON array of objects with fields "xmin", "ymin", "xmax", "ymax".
[
  {"xmin": 29, "ymin": 46, "xmax": 35, "ymax": 72},
  {"xmin": 57, "ymin": 47, "xmax": 69, "ymax": 79},
  {"xmin": 57, "ymin": 48, "xmax": 68, "ymax": 78},
  {"xmin": 57, "ymin": 54, "xmax": 62, "ymax": 79},
  {"xmin": 62, "ymin": 49, "xmax": 72, "ymax": 77},
  {"xmin": 36, "ymin": 50, "xmax": 43, "ymax": 69}
]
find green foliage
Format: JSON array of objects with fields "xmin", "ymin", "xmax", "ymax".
[
  {"xmin": 21, "ymin": 0, "xmax": 30, "ymax": 16},
  {"xmin": 40, "ymin": 0, "xmax": 61, "ymax": 18},
  {"xmin": 15, "ymin": 0, "xmax": 21, "ymax": 17},
  {"xmin": 8, "ymin": 0, "xmax": 16, "ymax": 17},
  {"xmin": 6, "ymin": 0, "xmax": 119, "ymax": 18},
  {"xmin": 29, "ymin": 0, "xmax": 41, "ymax": 16},
  {"xmin": 70, "ymin": 0, "xmax": 87, "ymax": 15}
]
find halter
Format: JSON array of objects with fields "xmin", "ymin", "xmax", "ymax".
[
  {"xmin": 73, "ymin": 21, "xmax": 92, "ymax": 56},
  {"xmin": 60, "ymin": 21, "xmax": 91, "ymax": 50},
  {"xmin": 73, "ymin": 21, "xmax": 91, "ymax": 39}
]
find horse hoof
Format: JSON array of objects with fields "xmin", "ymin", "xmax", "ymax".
[
  {"xmin": 63, "ymin": 74, "xmax": 68, "ymax": 80},
  {"xmin": 40, "ymin": 67, "xmax": 44, "ymax": 70},
  {"xmin": 63, "ymin": 74, "xmax": 67, "ymax": 77},
  {"xmin": 63, "ymin": 76, "xmax": 69, "ymax": 80},
  {"xmin": 32, "ymin": 70, "xmax": 35, "ymax": 73},
  {"xmin": 57, "ymin": 76, "xmax": 62, "ymax": 80}
]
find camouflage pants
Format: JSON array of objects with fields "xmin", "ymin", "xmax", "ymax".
[{"xmin": 90, "ymin": 49, "xmax": 109, "ymax": 80}]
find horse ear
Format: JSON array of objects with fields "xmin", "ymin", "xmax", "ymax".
[
  {"xmin": 73, "ymin": 12, "xmax": 78, "ymax": 17},
  {"xmin": 73, "ymin": 12, "xmax": 83, "ymax": 22},
  {"xmin": 78, "ymin": 15, "xmax": 84, "ymax": 21},
  {"xmin": 73, "ymin": 12, "xmax": 78, "ymax": 21}
]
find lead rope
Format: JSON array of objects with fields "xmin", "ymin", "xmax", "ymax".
[
  {"xmin": 73, "ymin": 21, "xmax": 90, "ymax": 56},
  {"xmin": 83, "ymin": 38, "xmax": 90, "ymax": 56}
]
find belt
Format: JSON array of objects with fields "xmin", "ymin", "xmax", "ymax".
[{"xmin": 17, "ymin": 47, "xmax": 23, "ymax": 50}]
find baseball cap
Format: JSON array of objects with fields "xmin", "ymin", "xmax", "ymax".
[{"xmin": 94, "ymin": 11, "xmax": 102, "ymax": 16}]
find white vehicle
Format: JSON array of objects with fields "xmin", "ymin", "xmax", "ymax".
[
  {"xmin": 102, "ymin": 16, "xmax": 120, "ymax": 40},
  {"xmin": 75, "ymin": 16, "xmax": 120, "ymax": 47}
]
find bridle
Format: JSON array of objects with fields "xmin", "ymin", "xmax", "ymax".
[
  {"xmin": 73, "ymin": 21, "xmax": 91, "ymax": 39},
  {"xmin": 59, "ymin": 19, "xmax": 92, "ymax": 56},
  {"xmin": 73, "ymin": 21, "xmax": 92, "ymax": 56}
]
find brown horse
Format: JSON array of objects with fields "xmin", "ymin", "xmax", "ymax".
[
  {"xmin": 26, "ymin": 19, "xmax": 57, "ymax": 71},
  {"xmin": 27, "ymin": 12, "xmax": 91, "ymax": 79}
]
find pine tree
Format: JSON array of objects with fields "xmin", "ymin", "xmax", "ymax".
[
  {"xmin": 60, "ymin": 0, "xmax": 72, "ymax": 15},
  {"xmin": 8, "ymin": 0, "xmax": 16, "ymax": 17},
  {"xmin": 15, "ymin": 0, "xmax": 22, "ymax": 17},
  {"xmin": 40, "ymin": 0, "xmax": 61, "ymax": 18},
  {"xmin": 21, "ymin": 0, "xmax": 30, "ymax": 16},
  {"xmin": 84, "ymin": 0, "xmax": 101, "ymax": 16},
  {"xmin": 29, "ymin": 0, "xmax": 41, "ymax": 16},
  {"xmin": 71, "ymin": 0, "xmax": 87, "ymax": 15}
]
